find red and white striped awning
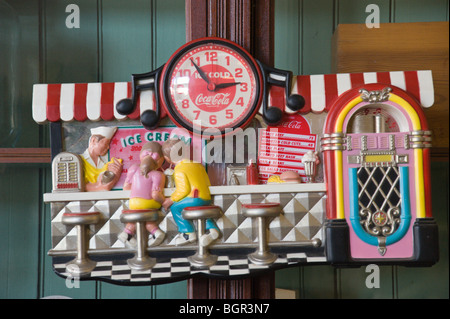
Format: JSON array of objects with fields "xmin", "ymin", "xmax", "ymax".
[
  {"xmin": 32, "ymin": 70, "xmax": 433, "ymax": 124},
  {"xmin": 272, "ymin": 70, "xmax": 434, "ymax": 114}
]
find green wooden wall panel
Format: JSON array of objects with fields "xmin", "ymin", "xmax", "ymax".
[
  {"xmin": 337, "ymin": 0, "xmax": 392, "ymax": 24},
  {"xmin": 0, "ymin": 166, "xmax": 40, "ymax": 298},
  {"xmin": 393, "ymin": 0, "xmax": 449, "ymax": 22},
  {"xmin": 302, "ymin": 0, "xmax": 335, "ymax": 75},
  {"xmin": 274, "ymin": 0, "xmax": 302, "ymax": 74},
  {"xmin": 396, "ymin": 162, "xmax": 449, "ymax": 299},
  {"xmin": 43, "ymin": 0, "xmax": 100, "ymax": 83},
  {"xmin": 153, "ymin": 0, "xmax": 186, "ymax": 67},
  {"xmin": 101, "ymin": 0, "xmax": 154, "ymax": 82}
]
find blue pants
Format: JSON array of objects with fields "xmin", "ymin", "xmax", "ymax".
[{"xmin": 170, "ymin": 197, "xmax": 219, "ymax": 233}]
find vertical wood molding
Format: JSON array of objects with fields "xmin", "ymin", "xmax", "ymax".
[
  {"xmin": 186, "ymin": 0, "xmax": 273, "ymax": 65},
  {"xmin": 185, "ymin": 0, "xmax": 275, "ymax": 299}
]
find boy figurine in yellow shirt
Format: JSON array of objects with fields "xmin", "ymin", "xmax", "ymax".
[{"xmin": 162, "ymin": 138, "xmax": 220, "ymax": 246}]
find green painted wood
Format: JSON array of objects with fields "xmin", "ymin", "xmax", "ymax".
[
  {"xmin": 274, "ymin": 0, "xmax": 302, "ymax": 74},
  {"xmin": 393, "ymin": 0, "xmax": 450, "ymax": 22},
  {"xmin": 43, "ymin": 0, "xmax": 100, "ymax": 83},
  {"xmin": 101, "ymin": 0, "xmax": 154, "ymax": 82},
  {"xmin": 153, "ymin": 0, "xmax": 186, "ymax": 67},
  {"xmin": 337, "ymin": 0, "xmax": 392, "ymax": 24},
  {"xmin": 302, "ymin": 0, "xmax": 335, "ymax": 75},
  {"xmin": 396, "ymin": 162, "xmax": 449, "ymax": 299},
  {"xmin": 0, "ymin": 166, "xmax": 41, "ymax": 298}
]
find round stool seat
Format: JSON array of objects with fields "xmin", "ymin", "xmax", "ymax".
[
  {"xmin": 182, "ymin": 205, "xmax": 222, "ymax": 220},
  {"xmin": 120, "ymin": 209, "xmax": 159, "ymax": 223},
  {"xmin": 242, "ymin": 203, "xmax": 281, "ymax": 218},
  {"xmin": 62, "ymin": 212, "xmax": 100, "ymax": 226},
  {"xmin": 61, "ymin": 212, "xmax": 100, "ymax": 276}
]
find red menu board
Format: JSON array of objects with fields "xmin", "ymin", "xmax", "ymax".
[{"xmin": 258, "ymin": 114, "xmax": 317, "ymax": 183}]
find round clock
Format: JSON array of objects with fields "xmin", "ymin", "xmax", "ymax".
[{"xmin": 159, "ymin": 37, "xmax": 263, "ymax": 136}]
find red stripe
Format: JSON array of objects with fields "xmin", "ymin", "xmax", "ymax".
[
  {"xmin": 404, "ymin": 71, "xmax": 421, "ymax": 104},
  {"xmin": 324, "ymin": 74, "xmax": 338, "ymax": 112},
  {"xmin": 295, "ymin": 75, "xmax": 311, "ymax": 113},
  {"xmin": 376, "ymin": 72, "xmax": 391, "ymax": 85},
  {"xmin": 269, "ymin": 85, "xmax": 286, "ymax": 112},
  {"xmin": 128, "ymin": 82, "xmax": 141, "ymax": 120},
  {"xmin": 100, "ymin": 82, "xmax": 115, "ymax": 121},
  {"xmin": 350, "ymin": 73, "xmax": 365, "ymax": 88},
  {"xmin": 46, "ymin": 84, "xmax": 61, "ymax": 122},
  {"xmin": 324, "ymin": 150, "xmax": 337, "ymax": 219},
  {"xmin": 73, "ymin": 83, "xmax": 88, "ymax": 121}
]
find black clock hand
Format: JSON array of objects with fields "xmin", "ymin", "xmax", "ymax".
[
  {"xmin": 215, "ymin": 82, "xmax": 242, "ymax": 90},
  {"xmin": 190, "ymin": 58, "xmax": 210, "ymax": 84}
]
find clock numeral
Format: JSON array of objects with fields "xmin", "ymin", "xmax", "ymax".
[
  {"xmin": 182, "ymin": 99, "xmax": 190, "ymax": 108},
  {"xmin": 205, "ymin": 51, "xmax": 218, "ymax": 62},
  {"xmin": 235, "ymin": 68, "xmax": 243, "ymax": 78},
  {"xmin": 226, "ymin": 109, "xmax": 233, "ymax": 119},
  {"xmin": 178, "ymin": 69, "xmax": 191, "ymax": 77},
  {"xmin": 240, "ymin": 83, "xmax": 248, "ymax": 92},
  {"xmin": 236, "ymin": 97, "xmax": 244, "ymax": 106},
  {"xmin": 225, "ymin": 56, "xmax": 230, "ymax": 66},
  {"xmin": 209, "ymin": 114, "xmax": 217, "ymax": 125},
  {"xmin": 193, "ymin": 110, "xmax": 200, "ymax": 120}
]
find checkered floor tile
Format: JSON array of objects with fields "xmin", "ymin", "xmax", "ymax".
[{"xmin": 53, "ymin": 249, "xmax": 326, "ymax": 285}]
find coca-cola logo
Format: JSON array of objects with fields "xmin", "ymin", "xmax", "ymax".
[
  {"xmin": 189, "ymin": 64, "xmax": 236, "ymax": 112},
  {"xmin": 280, "ymin": 120, "xmax": 303, "ymax": 129},
  {"xmin": 195, "ymin": 93, "xmax": 231, "ymax": 107}
]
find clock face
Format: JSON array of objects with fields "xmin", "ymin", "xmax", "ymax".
[{"xmin": 160, "ymin": 38, "xmax": 262, "ymax": 136}]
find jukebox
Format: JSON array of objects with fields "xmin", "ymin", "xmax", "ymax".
[{"xmin": 32, "ymin": 37, "xmax": 438, "ymax": 285}]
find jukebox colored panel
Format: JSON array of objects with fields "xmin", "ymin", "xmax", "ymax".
[{"xmin": 348, "ymin": 165, "xmax": 413, "ymax": 258}]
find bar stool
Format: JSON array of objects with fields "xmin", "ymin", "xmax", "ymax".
[
  {"xmin": 182, "ymin": 205, "xmax": 222, "ymax": 267},
  {"xmin": 61, "ymin": 212, "xmax": 100, "ymax": 276},
  {"xmin": 242, "ymin": 202, "xmax": 282, "ymax": 265},
  {"xmin": 120, "ymin": 209, "xmax": 159, "ymax": 271}
]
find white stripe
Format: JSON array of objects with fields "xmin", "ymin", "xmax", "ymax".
[
  {"xmin": 59, "ymin": 83, "xmax": 75, "ymax": 121},
  {"xmin": 32, "ymin": 84, "xmax": 48, "ymax": 123},
  {"xmin": 310, "ymin": 74, "xmax": 326, "ymax": 112},
  {"xmin": 389, "ymin": 71, "xmax": 406, "ymax": 90},
  {"xmin": 363, "ymin": 72, "xmax": 378, "ymax": 84},
  {"xmin": 86, "ymin": 83, "xmax": 102, "ymax": 121},
  {"xmin": 139, "ymin": 90, "xmax": 154, "ymax": 114},
  {"xmin": 113, "ymin": 82, "xmax": 129, "ymax": 119},
  {"xmin": 417, "ymin": 70, "xmax": 434, "ymax": 107},
  {"xmin": 336, "ymin": 73, "xmax": 352, "ymax": 96}
]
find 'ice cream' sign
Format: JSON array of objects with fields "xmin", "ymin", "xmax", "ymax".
[{"xmin": 108, "ymin": 126, "xmax": 200, "ymax": 189}]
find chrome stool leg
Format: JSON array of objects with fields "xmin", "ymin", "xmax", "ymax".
[
  {"xmin": 242, "ymin": 203, "xmax": 282, "ymax": 265},
  {"xmin": 62, "ymin": 212, "xmax": 100, "ymax": 276},
  {"xmin": 120, "ymin": 210, "xmax": 159, "ymax": 271},
  {"xmin": 182, "ymin": 206, "xmax": 222, "ymax": 268}
]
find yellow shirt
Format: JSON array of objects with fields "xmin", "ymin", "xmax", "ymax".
[
  {"xmin": 80, "ymin": 156, "xmax": 111, "ymax": 184},
  {"xmin": 171, "ymin": 160, "xmax": 211, "ymax": 202}
]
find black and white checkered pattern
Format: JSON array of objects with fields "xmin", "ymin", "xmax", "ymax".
[{"xmin": 53, "ymin": 249, "xmax": 326, "ymax": 285}]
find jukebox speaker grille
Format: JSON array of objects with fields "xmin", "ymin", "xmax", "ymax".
[{"xmin": 357, "ymin": 165, "xmax": 401, "ymax": 242}]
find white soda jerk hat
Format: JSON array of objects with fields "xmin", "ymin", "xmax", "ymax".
[{"xmin": 90, "ymin": 126, "xmax": 117, "ymax": 139}]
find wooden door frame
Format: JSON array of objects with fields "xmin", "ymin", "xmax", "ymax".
[{"xmin": 185, "ymin": 0, "xmax": 275, "ymax": 299}]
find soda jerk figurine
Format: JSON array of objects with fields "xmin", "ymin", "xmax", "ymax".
[{"xmin": 80, "ymin": 126, "xmax": 123, "ymax": 192}]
